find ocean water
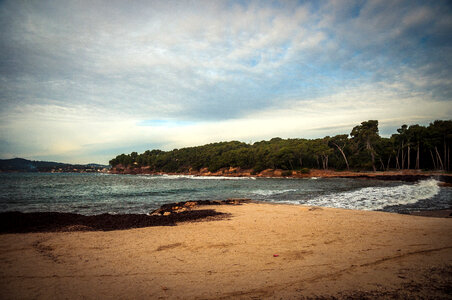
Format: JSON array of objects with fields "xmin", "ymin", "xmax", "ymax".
[{"xmin": 0, "ymin": 173, "xmax": 450, "ymax": 215}]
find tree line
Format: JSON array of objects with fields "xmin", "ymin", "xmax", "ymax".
[{"xmin": 109, "ymin": 120, "xmax": 452, "ymax": 173}]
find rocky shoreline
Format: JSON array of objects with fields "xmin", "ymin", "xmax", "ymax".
[
  {"xmin": 0, "ymin": 199, "xmax": 250, "ymax": 233},
  {"xmin": 109, "ymin": 166, "xmax": 452, "ymax": 183},
  {"xmin": 1, "ymin": 198, "xmax": 450, "ymax": 234}
]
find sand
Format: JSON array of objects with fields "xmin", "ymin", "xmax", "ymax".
[{"xmin": 1, "ymin": 203, "xmax": 451, "ymax": 299}]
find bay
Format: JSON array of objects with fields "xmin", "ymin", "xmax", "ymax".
[{"xmin": 0, "ymin": 173, "xmax": 450, "ymax": 215}]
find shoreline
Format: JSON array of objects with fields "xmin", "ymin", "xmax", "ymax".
[
  {"xmin": 0, "ymin": 200, "xmax": 248, "ymax": 234},
  {"xmin": 3, "ymin": 168, "xmax": 451, "ymax": 184},
  {"xmin": 109, "ymin": 167, "xmax": 452, "ymax": 183},
  {"xmin": 1, "ymin": 199, "xmax": 450, "ymax": 234},
  {"xmin": 1, "ymin": 202, "xmax": 451, "ymax": 299}
]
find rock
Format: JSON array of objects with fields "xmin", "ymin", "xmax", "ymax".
[
  {"xmin": 148, "ymin": 199, "xmax": 250, "ymax": 216},
  {"xmin": 226, "ymin": 198, "xmax": 251, "ymax": 205},
  {"xmin": 0, "ymin": 210, "xmax": 226, "ymax": 233}
]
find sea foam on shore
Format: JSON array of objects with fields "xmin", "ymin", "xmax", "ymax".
[{"xmin": 282, "ymin": 179, "xmax": 441, "ymax": 210}]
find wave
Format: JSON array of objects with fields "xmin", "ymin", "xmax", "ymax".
[
  {"xmin": 252, "ymin": 189, "xmax": 297, "ymax": 196},
  {"xmin": 285, "ymin": 179, "xmax": 440, "ymax": 210},
  {"xmin": 105, "ymin": 188, "xmax": 200, "ymax": 198},
  {"xmin": 139, "ymin": 174, "xmax": 256, "ymax": 180}
]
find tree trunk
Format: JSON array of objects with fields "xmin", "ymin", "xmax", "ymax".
[
  {"xmin": 407, "ymin": 145, "xmax": 410, "ymax": 169},
  {"xmin": 444, "ymin": 139, "xmax": 447, "ymax": 171},
  {"xmin": 288, "ymin": 160, "xmax": 294, "ymax": 170},
  {"xmin": 367, "ymin": 140, "xmax": 376, "ymax": 172},
  {"xmin": 401, "ymin": 142, "xmax": 405, "ymax": 169},
  {"xmin": 332, "ymin": 142, "xmax": 349, "ymax": 170},
  {"xmin": 371, "ymin": 151, "xmax": 376, "ymax": 171},
  {"xmin": 430, "ymin": 149, "xmax": 437, "ymax": 169},
  {"xmin": 447, "ymin": 146, "xmax": 450, "ymax": 171},
  {"xmin": 396, "ymin": 148, "xmax": 400, "ymax": 169},
  {"xmin": 416, "ymin": 143, "xmax": 420, "ymax": 169},
  {"xmin": 435, "ymin": 146, "xmax": 444, "ymax": 170},
  {"xmin": 386, "ymin": 154, "xmax": 391, "ymax": 171},
  {"xmin": 379, "ymin": 158, "xmax": 385, "ymax": 170},
  {"xmin": 320, "ymin": 155, "xmax": 328, "ymax": 170}
]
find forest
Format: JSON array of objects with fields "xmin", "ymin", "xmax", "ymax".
[{"xmin": 109, "ymin": 120, "xmax": 452, "ymax": 173}]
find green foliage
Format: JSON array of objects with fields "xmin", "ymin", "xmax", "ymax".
[
  {"xmin": 109, "ymin": 120, "xmax": 452, "ymax": 172},
  {"xmin": 350, "ymin": 120, "xmax": 380, "ymax": 171}
]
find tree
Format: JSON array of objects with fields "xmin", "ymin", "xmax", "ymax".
[
  {"xmin": 375, "ymin": 137, "xmax": 393, "ymax": 171},
  {"xmin": 427, "ymin": 120, "xmax": 452, "ymax": 171},
  {"xmin": 312, "ymin": 138, "xmax": 333, "ymax": 170},
  {"xmin": 108, "ymin": 119, "xmax": 450, "ymax": 173},
  {"xmin": 350, "ymin": 120, "xmax": 380, "ymax": 171},
  {"xmin": 329, "ymin": 134, "xmax": 350, "ymax": 170},
  {"xmin": 395, "ymin": 125, "xmax": 408, "ymax": 169},
  {"xmin": 407, "ymin": 124, "xmax": 426, "ymax": 169}
]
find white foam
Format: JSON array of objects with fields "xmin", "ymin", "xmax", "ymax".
[
  {"xmin": 252, "ymin": 189, "xmax": 297, "ymax": 196},
  {"xmin": 143, "ymin": 174, "xmax": 256, "ymax": 180},
  {"xmin": 284, "ymin": 179, "xmax": 440, "ymax": 210},
  {"xmin": 190, "ymin": 176, "xmax": 256, "ymax": 180}
]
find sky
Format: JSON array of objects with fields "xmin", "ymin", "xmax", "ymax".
[{"xmin": 1, "ymin": 0, "xmax": 451, "ymax": 164}]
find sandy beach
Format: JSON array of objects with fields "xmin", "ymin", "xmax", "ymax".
[{"xmin": 1, "ymin": 202, "xmax": 451, "ymax": 299}]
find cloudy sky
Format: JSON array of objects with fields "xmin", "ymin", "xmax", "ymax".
[{"xmin": 1, "ymin": 0, "xmax": 451, "ymax": 164}]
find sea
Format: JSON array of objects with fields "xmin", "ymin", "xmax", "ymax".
[{"xmin": 0, "ymin": 173, "xmax": 450, "ymax": 215}]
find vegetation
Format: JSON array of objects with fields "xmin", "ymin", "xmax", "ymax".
[
  {"xmin": 109, "ymin": 120, "xmax": 452, "ymax": 172},
  {"xmin": 0, "ymin": 158, "xmax": 108, "ymax": 173}
]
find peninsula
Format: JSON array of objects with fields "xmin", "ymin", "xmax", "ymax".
[{"xmin": 109, "ymin": 120, "xmax": 452, "ymax": 183}]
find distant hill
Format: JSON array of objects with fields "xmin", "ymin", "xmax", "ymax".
[
  {"xmin": 86, "ymin": 163, "xmax": 108, "ymax": 168},
  {"xmin": 0, "ymin": 158, "xmax": 109, "ymax": 173}
]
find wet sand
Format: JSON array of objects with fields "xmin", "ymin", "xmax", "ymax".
[{"xmin": 1, "ymin": 203, "xmax": 451, "ymax": 299}]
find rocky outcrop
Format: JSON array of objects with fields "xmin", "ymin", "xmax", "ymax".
[
  {"xmin": 0, "ymin": 199, "xmax": 250, "ymax": 233},
  {"xmin": 150, "ymin": 199, "xmax": 251, "ymax": 216},
  {"xmin": 109, "ymin": 166, "xmax": 452, "ymax": 183},
  {"xmin": 0, "ymin": 209, "xmax": 227, "ymax": 233}
]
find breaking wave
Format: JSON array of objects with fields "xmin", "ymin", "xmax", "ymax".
[
  {"xmin": 291, "ymin": 179, "xmax": 440, "ymax": 210},
  {"xmin": 139, "ymin": 174, "xmax": 256, "ymax": 180},
  {"xmin": 252, "ymin": 189, "xmax": 297, "ymax": 196}
]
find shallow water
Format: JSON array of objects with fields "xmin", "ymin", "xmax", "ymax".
[{"xmin": 0, "ymin": 173, "xmax": 450, "ymax": 215}]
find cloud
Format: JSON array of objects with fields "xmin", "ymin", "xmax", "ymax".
[
  {"xmin": 0, "ymin": 0, "xmax": 451, "ymax": 163},
  {"xmin": 2, "ymin": 81, "xmax": 449, "ymax": 164}
]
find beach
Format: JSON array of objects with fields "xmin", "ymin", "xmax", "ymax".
[{"xmin": 1, "ymin": 202, "xmax": 451, "ymax": 299}]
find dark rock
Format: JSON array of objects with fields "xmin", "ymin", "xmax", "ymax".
[
  {"xmin": 150, "ymin": 199, "xmax": 251, "ymax": 215},
  {"xmin": 0, "ymin": 209, "xmax": 227, "ymax": 233}
]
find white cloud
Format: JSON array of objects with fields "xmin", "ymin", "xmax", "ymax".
[
  {"xmin": 0, "ymin": 0, "xmax": 451, "ymax": 163},
  {"xmin": 2, "ymin": 83, "xmax": 450, "ymax": 164}
]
